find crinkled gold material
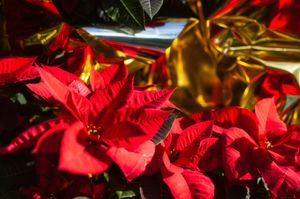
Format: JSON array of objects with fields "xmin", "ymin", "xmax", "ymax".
[
  {"xmin": 24, "ymin": 23, "xmax": 63, "ymax": 47},
  {"xmin": 164, "ymin": 2, "xmax": 300, "ymax": 121},
  {"xmin": 165, "ymin": 17, "xmax": 268, "ymax": 112},
  {"xmin": 14, "ymin": 0, "xmax": 300, "ymax": 124},
  {"xmin": 165, "ymin": 18, "xmax": 222, "ymax": 112},
  {"xmin": 74, "ymin": 28, "xmax": 156, "ymax": 84},
  {"xmin": 75, "ymin": 28, "xmax": 125, "ymax": 60},
  {"xmin": 280, "ymin": 95, "xmax": 300, "ymax": 125},
  {"xmin": 77, "ymin": 12, "xmax": 300, "ymax": 124}
]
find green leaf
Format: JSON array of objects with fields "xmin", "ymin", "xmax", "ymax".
[
  {"xmin": 102, "ymin": 0, "xmax": 145, "ymax": 29},
  {"xmin": 139, "ymin": 0, "xmax": 163, "ymax": 19},
  {"xmin": 11, "ymin": 92, "xmax": 27, "ymax": 105},
  {"xmin": 116, "ymin": 190, "xmax": 136, "ymax": 198},
  {"xmin": 103, "ymin": 172, "xmax": 110, "ymax": 182},
  {"xmin": 73, "ymin": 197, "xmax": 90, "ymax": 199}
]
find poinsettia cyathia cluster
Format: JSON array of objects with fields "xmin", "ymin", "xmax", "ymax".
[{"xmin": 0, "ymin": 57, "xmax": 299, "ymax": 199}]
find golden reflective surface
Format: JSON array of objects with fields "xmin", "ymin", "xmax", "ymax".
[
  {"xmin": 2, "ymin": 0, "xmax": 300, "ymax": 124},
  {"xmin": 162, "ymin": 1, "xmax": 300, "ymax": 125},
  {"xmin": 77, "ymin": 1, "xmax": 300, "ymax": 124}
]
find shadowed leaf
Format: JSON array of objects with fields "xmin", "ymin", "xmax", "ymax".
[
  {"xmin": 139, "ymin": 0, "xmax": 163, "ymax": 19},
  {"xmin": 102, "ymin": 0, "xmax": 145, "ymax": 29}
]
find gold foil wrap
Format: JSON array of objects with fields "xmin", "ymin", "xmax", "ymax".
[
  {"xmin": 24, "ymin": 23, "xmax": 63, "ymax": 47},
  {"xmin": 163, "ymin": 1, "xmax": 300, "ymax": 125},
  {"xmin": 165, "ymin": 14, "xmax": 300, "ymax": 112},
  {"xmin": 6, "ymin": 0, "xmax": 300, "ymax": 124},
  {"xmin": 76, "ymin": 3, "xmax": 300, "ymax": 123}
]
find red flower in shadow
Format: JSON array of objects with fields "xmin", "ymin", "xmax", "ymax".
[{"xmin": 0, "ymin": 63, "xmax": 173, "ymax": 182}]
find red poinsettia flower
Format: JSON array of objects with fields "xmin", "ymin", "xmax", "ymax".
[
  {"xmin": 215, "ymin": 99, "xmax": 300, "ymax": 197},
  {"xmin": 163, "ymin": 120, "xmax": 216, "ymax": 199},
  {"xmin": 145, "ymin": 117, "xmax": 216, "ymax": 199},
  {"xmin": 0, "ymin": 64, "xmax": 173, "ymax": 182},
  {"xmin": 253, "ymin": 98, "xmax": 300, "ymax": 198},
  {"xmin": 191, "ymin": 99, "xmax": 300, "ymax": 198},
  {"xmin": 162, "ymin": 153, "xmax": 215, "ymax": 199},
  {"xmin": 190, "ymin": 106, "xmax": 261, "ymax": 183}
]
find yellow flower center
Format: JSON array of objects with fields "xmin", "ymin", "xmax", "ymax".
[
  {"xmin": 87, "ymin": 125, "xmax": 101, "ymax": 143},
  {"xmin": 264, "ymin": 139, "xmax": 272, "ymax": 150},
  {"xmin": 87, "ymin": 125, "xmax": 98, "ymax": 135}
]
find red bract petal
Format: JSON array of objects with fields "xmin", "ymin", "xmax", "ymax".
[
  {"xmin": 162, "ymin": 167, "xmax": 192, "ymax": 199},
  {"xmin": 68, "ymin": 79, "xmax": 91, "ymax": 97},
  {"xmin": 48, "ymin": 23, "xmax": 70, "ymax": 53},
  {"xmin": 163, "ymin": 152, "xmax": 183, "ymax": 173},
  {"xmin": 0, "ymin": 57, "xmax": 38, "ymax": 85},
  {"xmin": 42, "ymin": 66, "xmax": 79, "ymax": 86},
  {"xmin": 106, "ymin": 141, "xmax": 155, "ymax": 181},
  {"xmin": 65, "ymin": 90, "xmax": 94, "ymax": 126},
  {"xmin": 269, "ymin": 126, "xmax": 300, "ymax": 167},
  {"xmin": 175, "ymin": 121, "xmax": 213, "ymax": 151},
  {"xmin": 191, "ymin": 107, "xmax": 259, "ymax": 142},
  {"xmin": 253, "ymin": 148, "xmax": 300, "ymax": 198},
  {"xmin": 127, "ymin": 88, "xmax": 175, "ymax": 109},
  {"xmin": 27, "ymin": 0, "xmax": 61, "ymax": 16},
  {"xmin": 162, "ymin": 100, "xmax": 178, "ymax": 109},
  {"xmin": 268, "ymin": 150, "xmax": 300, "ymax": 171},
  {"xmin": 32, "ymin": 119, "xmax": 69, "ymax": 153},
  {"xmin": 174, "ymin": 121, "xmax": 213, "ymax": 168},
  {"xmin": 198, "ymin": 138, "xmax": 222, "ymax": 172},
  {"xmin": 102, "ymin": 123, "xmax": 146, "ymax": 149},
  {"xmin": 168, "ymin": 117, "xmax": 195, "ymax": 136},
  {"xmin": 0, "ymin": 118, "xmax": 64, "ymax": 154},
  {"xmin": 182, "ymin": 169, "xmax": 214, "ymax": 199},
  {"xmin": 35, "ymin": 127, "xmax": 65, "ymax": 154},
  {"xmin": 222, "ymin": 128, "xmax": 258, "ymax": 182},
  {"xmin": 27, "ymin": 82, "xmax": 53, "ymax": 101},
  {"xmin": 37, "ymin": 67, "xmax": 69, "ymax": 103},
  {"xmin": 102, "ymin": 108, "xmax": 171, "ymax": 149},
  {"xmin": 143, "ymin": 145, "xmax": 165, "ymax": 175},
  {"xmin": 90, "ymin": 63, "xmax": 128, "ymax": 91},
  {"xmin": 163, "ymin": 118, "xmax": 184, "ymax": 149},
  {"xmin": 38, "ymin": 67, "xmax": 92, "ymax": 123},
  {"xmin": 59, "ymin": 122, "xmax": 111, "ymax": 175},
  {"xmin": 255, "ymin": 98, "xmax": 287, "ymax": 142},
  {"xmin": 90, "ymin": 77, "xmax": 133, "ymax": 115}
]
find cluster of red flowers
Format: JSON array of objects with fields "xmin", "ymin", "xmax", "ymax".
[
  {"xmin": 1, "ymin": 0, "xmax": 300, "ymax": 198},
  {"xmin": 0, "ymin": 57, "xmax": 299, "ymax": 199}
]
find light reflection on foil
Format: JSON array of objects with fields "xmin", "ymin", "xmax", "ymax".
[{"xmin": 83, "ymin": 20, "xmax": 188, "ymax": 49}]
